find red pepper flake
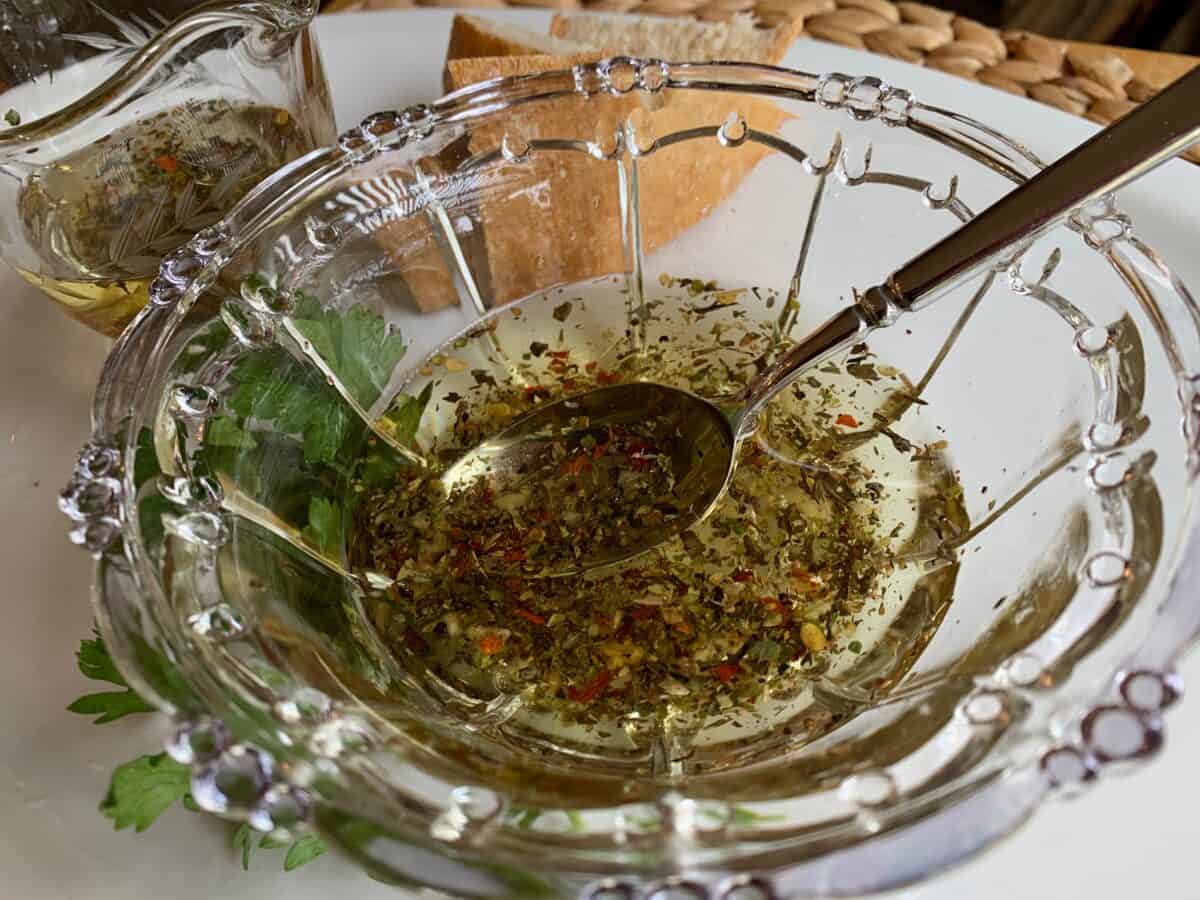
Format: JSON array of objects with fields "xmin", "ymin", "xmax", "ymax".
[
  {"xmin": 561, "ymin": 379, "xmax": 576, "ymax": 390},
  {"xmin": 732, "ymin": 569, "xmax": 755, "ymax": 583},
  {"xmin": 596, "ymin": 369, "xmax": 620, "ymax": 385},
  {"xmin": 713, "ymin": 662, "xmax": 740, "ymax": 683},
  {"xmin": 452, "ymin": 543, "xmax": 475, "ymax": 576},
  {"xmin": 585, "ymin": 361, "xmax": 598, "ymax": 373},
  {"xmin": 478, "ymin": 634, "xmax": 504, "ymax": 655},
  {"xmin": 503, "ymin": 577, "xmax": 524, "ymax": 594},
  {"xmin": 524, "ymin": 385, "xmax": 550, "ymax": 401},
  {"xmin": 503, "ymin": 547, "xmax": 527, "ymax": 563},
  {"xmin": 549, "ymin": 357, "xmax": 568, "ymax": 374},
  {"xmin": 630, "ymin": 605, "xmax": 658, "ymax": 621},
  {"xmin": 835, "ymin": 413, "xmax": 859, "ymax": 428},
  {"xmin": 548, "ymin": 350, "xmax": 570, "ymax": 359},
  {"xmin": 673, "ymin": 620, "xmax": 694, "ymax": 636},
  {"xmin": 593, "ymin": 428, "xmax": 614, "ymax": 459},
  {"xmin": 626, "ymin": 441, "xmax": 657, "ymax": 471},
  {"xmin": 567, "ymin": 668, "xmax": 612, "ymax": 703},
  {"xmin": 759, "ymin": 595, "xmax": 785, "ymax": 613},
  {"xmin": 533, "ymin": 509, "xmax": 551, "ymax": 522},
  {"xmin": 790, "ymin": 565, "xmax": 821, "ymax": 591},
  {"xmin": 561, "ymin": 454, "xmax": 592, "ymax": 476},
  {"xmin": 154, "ymin": 154, "xmax": 178, "ymax": 172},
  {"xmin": 514, "ymin": 607, "xmax": 546, "ymax": 625}
]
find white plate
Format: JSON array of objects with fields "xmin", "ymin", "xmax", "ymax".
[{"xmin": 3, "ymin": 10, "xmax": 1199, "ymax": 898}]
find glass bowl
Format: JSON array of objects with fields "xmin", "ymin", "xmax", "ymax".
[{"xmin": 63, "ymin": 60, "xmax": 1200, "ymax": 897}]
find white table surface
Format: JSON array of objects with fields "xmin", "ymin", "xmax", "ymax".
[{"xmin": 4, "ymin": 9, "xmax": 1200, "ymax": 898}]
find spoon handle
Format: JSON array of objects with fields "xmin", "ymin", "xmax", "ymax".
[
  {"xmin": 734, "ymin": 66, "xmax": 1200, "ymax": 432},
  {"xmin": 884, "ymin": 64, "xmax": 1200, "ymax": 314}
]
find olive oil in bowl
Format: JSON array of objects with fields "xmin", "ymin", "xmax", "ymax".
[{"xmin": 347, "ymin": 276, "xmax": 968, "ymax": 773}]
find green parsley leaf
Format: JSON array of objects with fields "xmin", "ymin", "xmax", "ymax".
[
  {"xmin": 128, "ymin": 633, "xmax": 194, "ymax": 710},
  {"xmin": 206, "ymin": 416, "xmax": 257, "ymax": 450},
  {"xmin": 358, "ymin": 449, "xmax": 404, "ymax": 488},
  {"xmin": 226, "ymin": 349, "xmax": 350, "ymax": 468},
  {"xmin": 513, "ymin": 806, "xmax": 541, "ymax": 829},
  {"xmin": 133, "ymin": 426, "xmax": 161, "ymax": 488},
  {"xmin": 233, "ymin": 822, "xmax": 255, "ymax": 871},
  {"xmin": 69, "ymin": 632, "xmax": 155, "ymax": 723},
  {"xmin": 292, "ymin": 297, "xmax": 407, "ymax": 409},
  {"xmin": 746, "ymin": 638, "xmax": 782, "ymax": 662},
  {"xmin": 358, "ymin": 382, "xmax": 435, "ymax": 488},
  {"xmin": 219, "ymin": 299, "xmax": 409, "ymax": 481},
  {"xmin": 67, "ymin": 689, "xmax": 155, "ymax": 724},
  {"xmin": 100, "ymin": 753, "xmax": 190, "ymax": 833},
  {"xmin": 76, "ymin": 631, "xmax": 126, "ymax": 685},
  {"xmin": 301, "ymin": 403, "xmax": 351, "ymax": 467},
  {"xmin": 5, "ymin": 108, "xmax": 20, "ymax": 126},
  {"xmin": 730, "ymin": 806, "xmax": 785, "ymax": 826},
  {"xmin": 301, "ymin": 497, "xmax": 343, "ymax": 557},
  {"xmin": 138, "ymin": 492, "xmax": 175, "ymax": 555},
  {"xmin": 380, "ymin": 381, "xmax": 434, "ymax": 447},
  {"xmin": 231, "ymin": 821, "xmax": 306, "ymax": 871},
  {"xmin": 283, "ymin": 834, "xmax": 328, "ymax": 871}
]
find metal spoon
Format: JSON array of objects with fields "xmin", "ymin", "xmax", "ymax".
[{"xmin": 442, "ymin": 66, "xmax": 1200, "ymax": 576}]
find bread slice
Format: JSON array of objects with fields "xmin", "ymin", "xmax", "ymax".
[
  {"xmin": 548, "ymin": 12, "xmax": 804, "ymax": 63},
  {"xmin": 446, "ymin": 13, "xmax": 595, "ymax": 68},
  {"xmin": 370, "ymin": 170, "xmax": 463, "ymax": 315},
  {"xmin": 440, "ymin": 14, "xmax": 798, "ymax": 306},
  {"xmin": 446, "ymin": 53, "xmax": 600, "ymax": 90},
  {"xmin": 445, "ymin": 54, "xmax": 624, "ymax": 307}
]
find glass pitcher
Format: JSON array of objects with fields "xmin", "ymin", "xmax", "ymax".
[{"xmin": 0, "ymin": 0, "xmax": 335, "ymax": 336}]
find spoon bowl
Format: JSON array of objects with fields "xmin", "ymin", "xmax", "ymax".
[{"xmin": 439, "ymin": 382, "xmax": 736, "ymax": 575}]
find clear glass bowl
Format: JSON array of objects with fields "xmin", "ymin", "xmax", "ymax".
[{"xmin": 64, "ymin": 60, "xmax": 1200, "ymax": 897}]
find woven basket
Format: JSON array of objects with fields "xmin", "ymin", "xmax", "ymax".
[{"xmin": 325, "ymin": 0, "xmax": 1200, "ymax": 164}]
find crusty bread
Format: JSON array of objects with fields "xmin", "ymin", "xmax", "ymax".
[
  {"xmin": 446, "ymin": 52, "xmax": 601, "ymax": 90},
  {"xmin": 381, "ymin": 14, "xmax": 802, "ymax": 314},
  {"xmin": 373, "ymin": 17, "xmax": 593, "ymax": 317},
  {"xmin": 548, "ymin": 12, "xmax": 804, "ymax": 63},
  {"xmin": 371, "ymin": 169, "xmax": 462, "ymax": 314},
  {"xmin": 447, "ymin": 54, "xmax": 626, "ymax": 306},
  {"xmin": 446, "ymin": 13, "xmax": 594, "ymax": 71},
  {"xmin": 445, "ymin": 41, "xmax": 791, "ymax": 305}
]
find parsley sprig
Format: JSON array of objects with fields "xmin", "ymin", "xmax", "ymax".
[
  {"xmin": 69, "ymin": 631, "xmax": 329, "ymax": 871},
  {"xmin": 68, "ymin": 293, "xmax": 430, "ymax": 874},
  {"xmin": 66, "ymin": 633, "xmax": 155, "ymax": 723}
]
